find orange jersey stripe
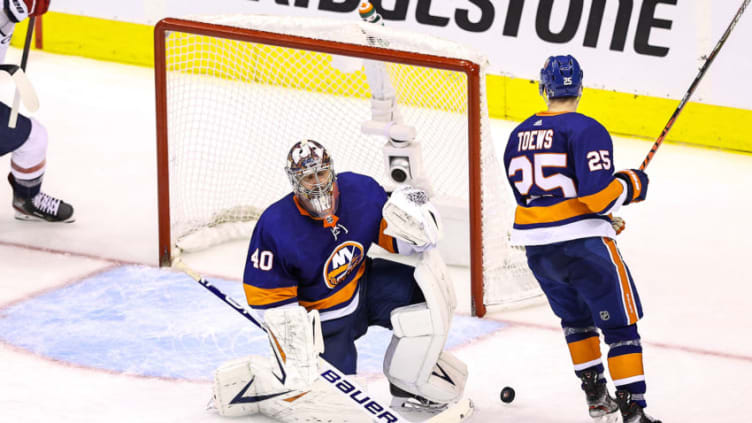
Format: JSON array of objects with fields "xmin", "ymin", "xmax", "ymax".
[
  {"xmin": 603, "ymin": 238, "xmax": 638, "ymax": 324},
  {"xmin": 378, "ymin": 218, "xmax": 397, "ymax": 253},
  {"xmin": 515, "ymin": 179, "xmax": 623, "ymax": 225},
  {"xmin": 535, "ymin": 111, "xmax": 570, "ymax": 116},
  {"xmin": 244, "ymin": 284, "xmax": 298, "ymax": 307},
  {"xmin": 608, "ymin": 353, "xmax": 644, "ymax": 380},
  {"xmin": 567, "ymin": 335, "xmax": 602, "ymax": 365},
  {"xmin": 299, "ymin": 263, "xmax": 364, "ymax": 311}
]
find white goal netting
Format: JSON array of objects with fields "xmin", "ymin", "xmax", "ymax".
[{"xmin": 156, "ymin": 14, "xmax": 541, "ymax": 314}]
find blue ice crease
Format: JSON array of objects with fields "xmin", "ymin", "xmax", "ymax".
[{"xmin": 0, "ymin": 265, "xmax": 504, "ymax": 380}]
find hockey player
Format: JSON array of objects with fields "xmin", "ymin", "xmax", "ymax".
[
  {"xmin": 210, "ymin": 139, "xmax": 469, "ymax": 422},
  {"xmin": 0, "ymin": 0, "xmax": 74, "ymax": 223},
  {"xmin": 503, "ymin": 55, "xmax": 661, "ymax": 423}
]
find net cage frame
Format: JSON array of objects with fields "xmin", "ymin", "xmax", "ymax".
[{"xmin": 154, "ymin": 17, "xmax": 493, "ymax": 316}]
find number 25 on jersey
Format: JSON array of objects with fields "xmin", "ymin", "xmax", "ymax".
[{"xmin": 508, "ymin": 150, "xmax": 611, "ymax": 196}]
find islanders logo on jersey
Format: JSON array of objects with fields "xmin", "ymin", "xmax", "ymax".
[{"xmin": 323, "ymin": 241, "xmax": 365, "ymax": 289}]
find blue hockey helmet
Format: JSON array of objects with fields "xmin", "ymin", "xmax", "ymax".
[{"xmin": 539, "ymin": 55, "xmax": 583, "ymax": 99}]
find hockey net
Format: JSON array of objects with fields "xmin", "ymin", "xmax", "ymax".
[{"xmin": 154, "ymin": 15, "xmax": 541, "ymax": 316}]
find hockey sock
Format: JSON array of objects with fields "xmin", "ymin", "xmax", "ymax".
[
  {"xmin": 7, "ymin": 172, "xmax": 42, "ymax": 200},
  {"xmin": 564, "ymin": 325, "xmax": 605, "ymax": 382},
  {"xmin": 603, "ymin": 324, "xmax": 647, "ymax": 407}
]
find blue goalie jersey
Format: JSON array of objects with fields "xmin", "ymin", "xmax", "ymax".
[
  {"xmin": 242, "ymin": 172, "xmax": 398, "ymax": 322},
  {"xmin": 503, "ymin": 111, "xmax": 628, "ymax": 245}
]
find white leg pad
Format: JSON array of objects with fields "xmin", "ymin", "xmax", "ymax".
[
  {"xmin": 264, "ymin": 306, "xmax": 324, "ymax": 391},
  {"xmin": 213, "ymin": 355, "xmax": 370, "ymax": 422},
  {"xmin": 383, "ymin": 250, "xmax": 466, "ymax": 403},
  {"xmin": 212, "ymin": 355, "xmax": 273, "ymax": 417},
  {"xmin": 11, "ymin": 117, "xmax": 47, "ymax": 180}
]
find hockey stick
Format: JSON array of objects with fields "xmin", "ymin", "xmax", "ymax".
[
  {"xmin": 639, "ymin": 0, "xmax": 750, "ymax": 170},
  {"xmin": 174, "ymin": 259, "xmax": 472, "ymax": 423},
  {"xmin": 8, "ymin": 16, "xmax": 38, "ymax": 128}
]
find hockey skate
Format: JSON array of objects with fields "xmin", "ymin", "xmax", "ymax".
[
  {"xmin": 580, "ymin": 370, "xmax": 619, "ymax": 422},
  {"xmin": 389, "ymin": 383, "xmax": 474, "ymax": 422},
  {"xmin": 615, "ymin": 390, "xmax": 662, "ymax": 423},
  {"xmin": 12, "ymin": 191, "xmax": 75, "ymax": 223},
  {"xmin": 8, "ymin": 173, "xmax": 74, "ymax": 223}
]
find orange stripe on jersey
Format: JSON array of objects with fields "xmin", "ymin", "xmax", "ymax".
[
  {"xmin": 293, "ymin": 196, "xmax": 339, "ymax": 228},
  {"xmin": 378, "ymin": 218, "xmax": 397, "ymax": 253},
  {"xmin": 299, "ymin": 264, "xmax": 364, "ymax": 311},
  {"xmin": 536, "ymin": 111, "xmax": 570, "ymax": 116},
  {"xmin": 607, "ymin": 353, "xmax": 644, "ymax": 381},
  {"xmin": 603, "ymin": 238, "xmax": 638, "ymax": 325},
  {"xmin": 244, "ymin": 284, "xmax": 298, "ymax": 307},
  {"xmin": 515, "ymin": 179, "xmax": 623, "ymax": 225},
  {"xmin": 567, "ymin": 335, "xmax": 602, "ymax": 365}
]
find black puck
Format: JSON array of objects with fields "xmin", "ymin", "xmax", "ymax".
[{"xmin": 500, "ymin": 386, "xmax": 515, "ymax": 403}]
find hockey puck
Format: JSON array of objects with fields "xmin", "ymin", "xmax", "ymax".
[{"xmin": 500, "ymin": 386, "xmax": 515, "ymax": 403}]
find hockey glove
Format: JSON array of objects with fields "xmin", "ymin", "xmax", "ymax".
[
  {"xmin": 23, "ymin": 0, "xmax": 49, "ymax": 17},
  {"xmin": 383, "ymin": 185, "xmax": 441, "ymax": 252},
  {"xmin": 615, "ymin": 169, "xmax": 648, "ymax": 205}
]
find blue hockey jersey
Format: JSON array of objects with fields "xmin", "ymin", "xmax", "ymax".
[
  {"xmin": 503, "ymin": 111, "xmax": 628, "ymax": 245},
  {"xmin": 243, "ymin": 172, "xmax": 398, "ymax": 321}
]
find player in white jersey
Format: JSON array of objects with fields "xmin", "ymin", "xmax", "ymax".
[
  {"xmin": 503, "ymin": 55, "xmax": 661, "ymax": 423},
  {"xmin": 0, "ymin": 0, "xmax": 74, "ymax": 223}
]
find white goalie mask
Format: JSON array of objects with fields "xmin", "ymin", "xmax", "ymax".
[{"xmin": 285, "ymin": 139, "xmax": 339, "ymax": 219}]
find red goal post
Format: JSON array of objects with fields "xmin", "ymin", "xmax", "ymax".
[{"xmin": 153, "ymin": 16, "xmax": 540, "ymax": 317}]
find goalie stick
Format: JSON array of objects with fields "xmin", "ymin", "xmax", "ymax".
[
  {"xmin": 173, "ymin": 259, "xmax": 473, "ymax": 423},
  {"xmin": 639, "ymin": 0, "xmax": 750, "ymax": 170},
  {"xmin": 8, "ymin": 16, "xmax": 39, "ymax": 128}
]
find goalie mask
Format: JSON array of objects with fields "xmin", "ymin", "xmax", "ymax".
[{"xmin": 285, "ymin": 140, "xmax": 339, "ymax": 219}]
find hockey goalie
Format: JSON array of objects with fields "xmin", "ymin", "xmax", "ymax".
[{"xmin": 207, "ymin": 139, "xmax": 472, "ymax": 422}]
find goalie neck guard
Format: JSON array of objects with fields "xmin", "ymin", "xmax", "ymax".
[
  {"xmin": 285, "ymin": 139, "xmax": 339, "ymax": 219},
  {"xmin": 539, "ymin": 54, "xmax": 583, "ymax": 100}
]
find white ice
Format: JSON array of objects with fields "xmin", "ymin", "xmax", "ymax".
[{"xmin": 1, "ymin": 46, "xmax": 751, "ymax": 423}]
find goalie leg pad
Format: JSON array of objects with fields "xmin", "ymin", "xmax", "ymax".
[
  {"xmin": 383, "ymin": 251, "xmax": 465, "ymax": 403},
  {"xmin": 384, "ymin": 306, "xmax": 468, "ymax": 404},
  {"xmin": 213, "ymin": 355, "xmax": 279, "ymax": 417},
  {"xmin": 213, "ymin": 356, "xmax": 370, "ymax": 422},
  {"xmin": 264, "ymin": 306, "xmax": 324, "ymax": 391}
]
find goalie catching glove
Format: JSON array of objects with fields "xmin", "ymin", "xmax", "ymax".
[{"xmin": 383, "ymin": 185, "xmax": 441, "ymax": 254}]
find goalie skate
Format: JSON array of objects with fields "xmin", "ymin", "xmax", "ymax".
[{"xmin": 389, "ymin": 384, "xmax": 474, "ymax": 422}]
